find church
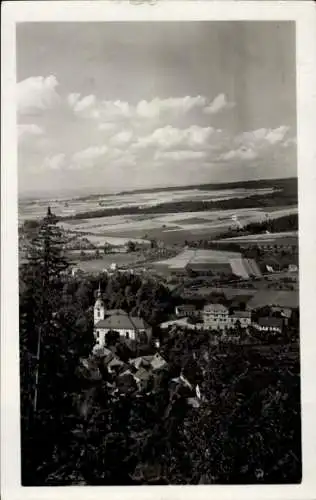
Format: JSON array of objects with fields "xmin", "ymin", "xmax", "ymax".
[{"xmin": 93, "ymin": 285, "xmax": 153, "ymax": 348}]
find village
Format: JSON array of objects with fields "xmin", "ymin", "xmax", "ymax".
[{"xmin": 78, "ymin": 251, "xmax": 299, "ymax": 406}]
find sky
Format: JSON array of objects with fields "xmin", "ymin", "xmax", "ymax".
[{"xmin": 17, "ymin": 21, "xmax": 297, "ymax": 196}]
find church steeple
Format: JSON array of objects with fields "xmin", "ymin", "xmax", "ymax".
[{"xmin": 94, "ymin": 283, "xmax": 105, "ymax": 325}]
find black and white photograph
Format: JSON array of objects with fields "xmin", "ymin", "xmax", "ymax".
[{"xmin": 2, "ymin": 1, "xmax": 316, "ymax": 498}]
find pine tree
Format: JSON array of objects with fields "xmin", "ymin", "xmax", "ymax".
[
  {"xmin": 28, "ymin": 206, "xmax": 69, "ymax": 284},
  {"xmin": 20, "ymin": 207, "xmax": 72, "ymax": 483}
]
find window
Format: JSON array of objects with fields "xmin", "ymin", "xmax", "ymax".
[{"xmin": 125, "ymin": 331, "xmax": 130, "ymax": 339}]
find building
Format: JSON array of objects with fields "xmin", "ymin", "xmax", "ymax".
[
  {"xmin": 159, "ymin": 317, "xmax": 204, "ymax": 331},
  {"xmin": 253, "ymin": 317, "xmax": 284, "ymax": 334},
  {"xmin": 93, "ymin": 285, "xmax": 152, "ymax": 348},
  {"xmin": 203, "ymin": 303, "xmax": 252, "ymax": 331},
  {"xmin": 229, "ymin": 310, "xmax": 252, "ymax": 328},
  {"xmin": 175, "ymin": 304, "xmax": 198, "ymax": 318},
  {"xmin": 153, "ymin": 248, "xmax": 261, "ymax": 279},
  {"xmin": 203, "ymin": 303, "xmax": 230, "ymax": 330}
]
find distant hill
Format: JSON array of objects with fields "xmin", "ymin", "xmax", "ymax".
[
  {"xmin": 73, "ymin": 177, "xmax": 297, "ymax": 201},
  {"xmin": 116, "ymin": 177, "xmax": 297, "ymax": 197}
]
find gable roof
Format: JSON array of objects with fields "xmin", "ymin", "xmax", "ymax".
[
  {"xmin": 135, "ymin": 367, "xmax": 152, "ymax": 381},
  {"xmin": 95, "ymin": 314, "xmax": 150, "ymax": 331},
  {"xmin": 151, "ymin": 353, "xmax": 168, "ymax": 371},
  {"xmin": 129, "ymin": 355, "xmax": 153, "ymax": 370},
  {"xmin": 107, "ymin": 357, "xmax": 125, "ymax": 371}
]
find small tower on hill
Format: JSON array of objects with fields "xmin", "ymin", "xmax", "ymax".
[{"xmin": 94, "ymin": 283, "xmax": 105, "ymax": 325}]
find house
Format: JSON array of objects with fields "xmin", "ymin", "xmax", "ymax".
[
  {"xmin": 150, "ymin": 353, "xmax": 168, "ymax": 371},
  {"xmin": 203, "ymin": 303, "xmax": 230, "ymax": 330},
  {"xmin": 229, "ymin": 310, "xmax": 252, "ymax": 328},
  {"xmin": 106, "ymin": 356, "xmax": 126, "ymax": 374},
  {"xmin": 129, "ymin": 355, "xmax": 154, "ymax": 371},
  {"xmin": 93, "ymin": 285, "xmax": 152, "ymax": 348},
  {"xmin": 134, "ymin": 367, "xmax": 153, "ymax": 391},
  {"xmin": 175, "ymin": 304, "xmax": 198, "ymax": 318},
  {"xmin": 116, "ymin": 369, "xmax": 138, "ymax": 394},
  {"xmin": 253, "ymin": 317, "xmax": 284, "ymax": 334},
  {"xmin": 159, "ymin": 317, "xmax": 204, "ymax": 331},
  {"xmin": 271, "ymin": 306, "xmax": 292, "ymax": 320}
]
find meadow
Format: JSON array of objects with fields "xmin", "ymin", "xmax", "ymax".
[{"xmin": 58, "ymin": 205, "xmax": 298, "ymax": 248}]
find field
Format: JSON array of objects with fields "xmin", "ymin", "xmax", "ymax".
[
  {"xmin": 217, "ymin": 231, "xmax": 298, "ymax": 244},
  {"xmin": 19, "ymin": 179, "xmax": 299, "ymax": 275},
  {"xmin": 178, "ymin": 285, "xmax": 299, "ymax": 308},
  {"xmin": 71, "ymin": 250, "xmax": 168, "ymax": 274},
  {"xmin": 55, "ymin": 206, "xmax": 298, "ymax": 249},
  {"xmin": 19, "ymin": 185, "xmax": 278, "ymax": 224}
]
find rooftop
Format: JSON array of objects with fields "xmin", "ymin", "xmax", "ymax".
[
  {"xmin": 203, "ymin": 303, "xmax": 229, "ymax": 313},
  {"xmin": 257, "ymin": 317, "xmax": 284, "ymax": 328},
  {"xmin": 95, "ymin": 314, "xmax": 150, "ymax": 331},
  {"xmin": 176, "ymin": 304, "xmax": 197, "ymax": 311},
  {"xmin": 232, "ymin": 310, "xmax": 252, "ymax": 318}
]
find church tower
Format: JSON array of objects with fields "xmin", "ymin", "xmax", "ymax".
[{"xmin": 94, "ymin": 283, "xmax": 105, "ymax": 325}]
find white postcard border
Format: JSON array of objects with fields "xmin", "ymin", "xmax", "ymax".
[{"xmin": 1, "ymin": 2, "xmax": 316, "ymax": 500}]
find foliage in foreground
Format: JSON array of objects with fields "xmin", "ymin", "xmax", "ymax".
[{"xmin": 19, "ymin": 208, "xmax": 302, "ymax": 485}]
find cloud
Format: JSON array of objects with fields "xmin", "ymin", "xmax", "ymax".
[
  {"xmin": 71, "ymin": 145, "xmax": 109, "ymax": 169},
  {"xmin": 17, "ymin": 75, "xmax": 295, "ymax": 193},
  {"xmin": 18, "ymin": 123, "xmax": 44, "ymax": 139},
  {"xmin": 17, "ymin": 75, "xmax": 60, "ymax": 115},
  {"xmin": 155, "ymin": 150, "xmax": 207, "ymax": 161},
  {"xmin": 219, "ymin": 147, "xmax": 258, "ymax": 162},
  {"xmin": 110, "ymin": 130, "xmax": 134, "ymax": 146},
  {"xmin": 44, "ymin": 153, "xmax": 67, "ymax": 171},
  {"xmin": 67, "ymin": 93, "xmax": 81, "ymax": 108},
  {"xmin": 136, "ymin": 95, "xmax": 207, "ymax": 119},
  {"xmin": 204, "ymin": 94, "xmax": 235, "ymax": 115},
  {"xmin": 265, "ymin": 126, "xmax": 290, "ymax": 144},
  {"xmin": 217, "ymin": 126, "xmax": 294, "ymax": 165},
  {"xmin": 72, "ymin": 94, "xmax": 97, "ymax": 115},
  {"xmin": 98, "ymin": 122, "xmax": 118, "ymax": 132},
  {"xmin": 134, "ymin": 125, "xmax": 216, "ymax": 151},
  {"xmin": 282, "ymin": 137, "xmax": 296, "ymax": 148},
  {"xmin": 69, "ymin": 92, "xmax": 235, "ymax": 123},
  {"xmin": 235, "ymin": 126, "xmax": 290, "ymax": 149},
  {"xmin": 70, "ymin": 95, "xmax": 132, "ymax": 121},
  {"xmin": 69, "ymin": 144, "xmax": 137, "ymax": 171}
]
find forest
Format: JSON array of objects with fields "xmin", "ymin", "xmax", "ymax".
[
  {"xmin": 214, "ymin": 213, "xmax": 298, "ymax": 241},
  {"xmin": 19, "ymin": 208, "xmax": 301, "ymax": 485}
]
